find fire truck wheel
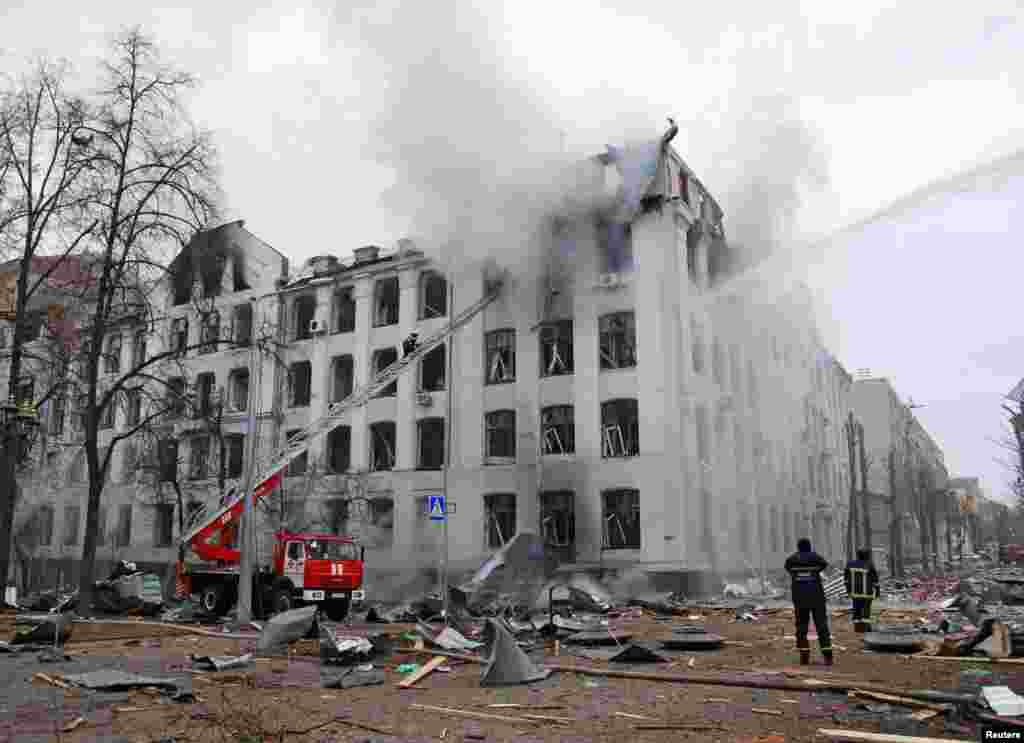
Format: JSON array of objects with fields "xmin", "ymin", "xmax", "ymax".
[
  {"xmin": 200, "ymin": 585, "xmax": 225, "ymax": 616},
  {"xmin": 324, "ymin": 597, "xmax": 350, "ymax": 621},
  {"xmin": 271, "ymin": 587, "xmax": 293, "ymax": 615}
]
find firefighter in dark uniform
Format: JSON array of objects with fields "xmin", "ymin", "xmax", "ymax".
[
  {"xmin": 402, "ymin": 332, "xmax": 419, "ymax": 357},
  {"xmin": 784, "ymin": 538, "xmax": 833, "ymax": 666},
  {"xmin": 844, "ymin": 548, "xmax": 880, "ymax": 633}
]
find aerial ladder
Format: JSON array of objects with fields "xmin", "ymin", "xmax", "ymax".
[{"xmin": 181, "ymin": 278, "xmax": 507, "ymax": 564}]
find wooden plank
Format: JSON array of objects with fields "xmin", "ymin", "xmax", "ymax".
[
  {"xmin": 816, "ymin": 728, "xmax": 973, "ymax": 743},
  {"xmin": 752, "ymin": 708, "xmax": 783, "ymax": 716},
  {"xmin": 398, "ymin": 656, "xmax": 446, "ymax": 688},
  {"xmin": 409, "ymin": 704, "xmax": 541, "ymax": 725},
  {"xmin": 32, "ymin": 672, "xmax": 70, "ymax": 690},
  {"xmin": 849, "ymin": 689, "xmax": 949, "ymax": 712},
  {"xmin": 912, "ymin": 654, "xmax": 1024, "ymax": 665}
]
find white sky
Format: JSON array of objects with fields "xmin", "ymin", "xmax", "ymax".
[{"xmin": 3, "ymin": 0, "xmax": 1022, "ymax": 503}]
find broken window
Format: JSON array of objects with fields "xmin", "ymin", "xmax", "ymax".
[
  {"xmin": 229, "ymin": 368, "xmax": 249, "ymax": 411},
  {"xmin": 99, "ymin": 393, "xmax": 115, "ymax": 429},
  {"xmin": 293, "ymin": 295, "xmax": 317, "ymax": 340},
  {"xmin": 233, "ymin": 303, "xmax": 253, "ymax": 345},
  {"xmin": 597, "ymin": 220, "xmax": 634, "ymax": 273},
  {"xmin": 373, "ymin": 276, "xmax": 399, "ymax": 327},
  {"xmin": 372, "ymin": 348, "xmax": 398, "ymax": 397},
  {"xmin": 159, "ymin": 439, "xmax": 179, "ymax": 482},
  {"xmin": 771, "ymin": 506, "xmax": 780, "ymax": 553},
  {"xmin": 417, "ymin": 417, "xmax": 445, "ymax": 470},
  {"xmin": 418, "ymin": 344, "xmax": 446, "ymax": 392},
  {"xmin": 170, "ymin": 318, "xmax": 188, "ymax": 355},
  {"xmin": 691, "ymin": 317, "xmax": 704, "ymax": 374},
  {"xmin": 419, "ymin": 271, "xmax": 447, "ymax": 319},
  {"xmin": 63, "ymin": 505, "xmax": 80, "ymax": 546},
  {"xmin": 173, "ymin": 263, "xmax": 192, "ymax": 305},
  {"xmin": 289, "ymin": 361, "xmax": 312, "ymax": 407},
  {"xmin": 132, "ymin": 329, "xmax": 146, "ymax": 368},
  {"xmin": 484, "ymin": 493, "xmax": 517, "ymax": 549},
  {"xmin": 196, "ymin": 373, "xmax": 216, "ymax": 418},
  {"xmin": 324, "ymin": 498, "xmax": 349, "ymax": 535},
  {"xmin": 602, "ymin": 489, "xmax": 640, "ymax": 550},
  {"xmin": 202, "ymin": 254, "xmax": 226, "ymax": 298},
  {"xmin": 332, "ymin": 286, "xmax": 356, "ymax": 333},
  {"xmin": 485, "ymin": 410, "xmax": 516, "ymax": 459},
  {"xmin": 105, "ymin": 333, "xmax": 122, "ymax": 374},
  {"xmin": 601, "ymin": 399, "xmax": 639, "ymax": 458},
  {"xmin": 711, "ymin": 337, "xmax": 724, "ymax": 386},
  {"xmin": 225, "ymin": 434, "xmax": 244, "ymax": 479},
  {"xmin": 484, "ymin": 329, "xmax": 516, "ymax": 384},
  {"xmin": 540, "ymin": 491, "xmax": 575, "ymax": 547},
  {"xmin": 331, "ymin": 355, "xmax": 355, "ymax": 402},
  {"xmin": 370, "ymin": 421, "xmax": 396, "ymax": 471},
  {"xmin": 286, "ymin": 429, "xmax": 308, "ymax": 476},
  {"xmin": 541, "ymin": 405, "xmax": 575, "ymax": 455},
  {"xmin": 190, "ymin": 435, "xmax": 209, "ymax": 480},
  {"xmin": 598, "ymin": 312, "xmax": 636, "ymax": 370},
  {"xmin": 96, "ymin": 506, "xmax": 107, "ymax": 546},
  {"xmin": 154, "ymin": 504, "xmax": 174, "ymax": 548},
  {"xmin": 50, "ymin": 394, "xmax": 66, "ymax": 436},
  {"xmin": 200, "ymin": 311, "xmax": 220, "ymax": 354},
  {"xmin": 540, "ymin": 320, "xmax": 573, "ymax": 376},
  {"xmin": 115, "ymin": 503, "xmax": 132, "ymax": 548},
  {"xmin": 125, "ymin": 389, "xmax": 141, "ymax": 426},
  {"xmin": 327, "ymin": 426, "xmax": 351, "ymax": 473}
]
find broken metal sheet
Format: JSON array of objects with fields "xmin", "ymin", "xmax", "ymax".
[
  {"xmin": 415, "ymin": 621, "xmax": 483, "ymax": 652},
  {"xmin": 323, "ymin": 668, "xmax": 387, "ymax": 689},
  {"xmin": 609, "ymin": 642, "xmax": 668, "ymax": 663},
  {"xmin": 256, "ymin": 605, "xmax": 317, "ymax": 651},
  {"xmin": 535, "ymin": 574, "xmax": 614, "ymax": 613},
  {"xmin": 320, "ymin": 625, "xmax": 374, "ymax": 665},
  {"xmin": 456, "ymin": 533, "xmax": 556, "ymax": 611},
  {"xmin": 660, "ymin": 631, "xmax": 725, "ymax": 650},
  {"xmin": 564, "ymin": 629, "xmax": 633, "ymax": 647},
  {"xmin": 63, "ymin": 669, "xmax": 179, "ymax": 691},
  {"xmin": 480, "ymin": 618, "xmax": 552, "ymax": 687},
  {"xmin": 190, "ymin": 654, "xmax": 253, "ymax": 672}
]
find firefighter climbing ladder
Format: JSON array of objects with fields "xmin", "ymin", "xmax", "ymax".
[{"xmin": 181, "ymin": 281, "xmax": 504, "ymax": 548}]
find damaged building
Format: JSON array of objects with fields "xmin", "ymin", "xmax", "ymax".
[{"xmin": 6, "ymin": 141, "xmax": 861, "ymax": 594}]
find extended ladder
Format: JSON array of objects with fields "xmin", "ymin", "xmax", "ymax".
[{"xmin": 181, "ymin": 280, "xmax": 504, "ymax": 549}]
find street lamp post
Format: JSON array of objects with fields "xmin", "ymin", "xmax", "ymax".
[{"xmin": 0, "ymin": 395, "xmax": 41, "ymax": 600}]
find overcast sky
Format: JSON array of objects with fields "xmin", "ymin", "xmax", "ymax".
[{"xmin": 3, "ymin": 0, "xmax": 1022, "ymax": 502}]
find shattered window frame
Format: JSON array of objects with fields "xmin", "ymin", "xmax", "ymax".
[
  {"xmin": 600, "ymin": 398, "xmax": 639, "ymax": 458},
  {"xmin": 170, "ymin": 317, "xmax": 188, "ymax": 356},
  {"xmin": 369, "ymin": 496, "xmax": 395, "ymax": 548},
  {"xmin": 289, "ymin": 360, "xmax": 312, "ymax": 407},
  {"xmin": 419, "ymin": 271, "xmax": 448, "ymax": 320},
  {"xmin": 105, "ymin": 332, "xmax": 122, "ymax": 374},
  {"xmin": 369, "ymin": 421, "xmax": 397, "ymax": 471},
  {"xmin": 286, "ymin": 428, "xmax": 309, "ymax": 476},
  {"xmin": 153, "ymin": 503, "xmax": 175, "ymax": 548},
  {"xmin": 373, "ymin": 276, "xmax": 400, "ymax": 327},
  {"xmin": 189, "ymin": 435, "xmax": 210, "ymax": 480},
  {"xmin": 539, "ymin": 319, "xmax": 574, "ymax": 377},
  {"xmin": 293, "ymin": 294, "xmax": 317, "ymax": 341},
  {"xmin": 195, "ymin": 372, "xmax": 216, "ymax": 418},
  {"xmin": 331, "ymin": 354, "xmax": 355, "ymax": 402},
  {"xmin": 326, "ymin": 425, "xmax": 351, "ymax": 473},
  {"xmin": 332, "ymin": 286, "xmax": 356, "ymax": 334},
  {"xmin": 372, "ymin": 348, "xmax": 398, "ymax": 397},
  {"xmin": 541, "ymin": 405, "xmax": 575, "ymax": 455},
  {"xmin": 225, "ymin": 433, "xmax": 245, "ymax": 479},
  {"xmin": 484, "ymin": 409, "xmax": 516, "ymax": 460},
  {"xmin": 416, "ymin": 417, "xmax": 446, "ymax": 470},
  {"xmin": 232, "ymin": 303, "xmax": 253, "ymax": 345},
  {"xmin": 540, "ymin": 490, "xmax": 575, "ymax": 548},
  {"xmin": 602, "ymin": 488, "xmax": 640, "ymax": 550},
  {"xmin": 229, "ymin": 367, "xmax": 249, "ymax": 411},
  {"xmin": 419, "ymin": 344, "xmax": 446, "ymax": 392},
  {"xmin": 199, "ymin": 310, "xmax": 220, "ymax": 354},
  {"xmin": 598, "ymin": 312, "xmax": 636, "ymax": 371},
  {"xmin": 484, "ymin": 493, "xmax": 517, "ymax": 549},
  {"xmin": 484, "ymin": 329, "xmax": 516, "ymax": 385}
]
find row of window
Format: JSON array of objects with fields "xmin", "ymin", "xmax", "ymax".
[{"xmin": 29, "ymin": 503, "xmax": 135, "ymax": 549}]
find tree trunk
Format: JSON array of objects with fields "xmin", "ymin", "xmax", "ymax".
[
  {"xmin": 857, "ymin": 422, "xmax": 872, "ymax": 552},
  {"xmin": 78, "ymin": 430, "xmax": 103, "ymax": 617}
]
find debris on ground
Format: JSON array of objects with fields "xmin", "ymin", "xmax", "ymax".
[
  {"xmin": 320, "ymin": 625, "xmax": 375, "ymax": 665},
  {"xmin": 256, "ymin": 605, "xmax": 317, "ymax": 651},
  {"xmin": 61, "ymin": 669, "xmax": 180, "ymax": 692},
  {"xmin": 480, "ymin": 618, "xmax": 552, "ymax": 687},
  {"xmin": 190, "ymin": 653, "xmax": 253, "ymax": 671},
  {"xmin": 13, "ymin": 612, "xmax": 72, "ymax": 645}
]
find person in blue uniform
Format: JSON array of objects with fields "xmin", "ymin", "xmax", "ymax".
[
  {"xmin": 784, "ymin": 538, "xmax": 833, "ymax": 666},
  {"xmin": 844, "ymin": 548, "xmax": 880, "ymax": 633}
]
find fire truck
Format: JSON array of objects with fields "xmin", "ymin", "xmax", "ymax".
[{"xmin": 176, "ymin": 279, "xmax": 502, "ymax": 619}]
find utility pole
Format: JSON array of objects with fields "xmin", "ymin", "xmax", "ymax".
[
  {"xmin": 857, "ymin": 421, "xmax": 872, "ymax": 552},
  {"xmin": 236, "ymin": 297, "xmax": 261, "ymax": 625}
]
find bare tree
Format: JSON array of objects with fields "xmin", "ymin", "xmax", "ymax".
[
  {"xmin": 70, "ymin": 28, "xmax": 220, "ymax": 614},
  {"xmin": 0, "ymin": 59, "xmax": 101, "ymax": 593}
]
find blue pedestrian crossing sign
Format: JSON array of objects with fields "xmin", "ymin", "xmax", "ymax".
[{"xmin": 429, "ymin": 494, "xmax": 447, "ymax": 521}]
